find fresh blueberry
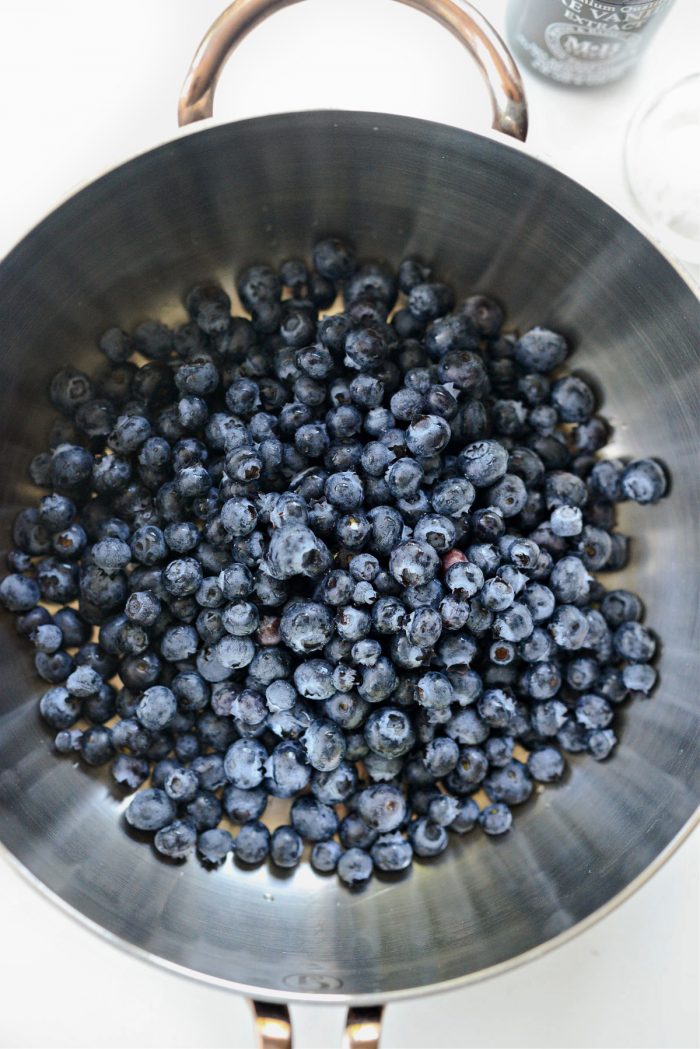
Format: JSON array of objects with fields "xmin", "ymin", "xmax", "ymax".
[
  {"xmin": 479, "ymin": 802, "xmax": 513, "ymax": 835},
  {"xmin": 310, "ymin": 839, "xmax": 343, "ymax": 873},
  {"xmin": 528, "ymin": 747, "xmax": 566, "ymax": 783},
  {"xmin": 620, "ymin": 459, "xmax": 667, "ymax": 504},
  {"xmin": 337, "ymin": 847, "xmax": 374, "ymax": 885},
  {"xmin": 270, "ymin": 825, "xmax": 304, "ymax": 869}
]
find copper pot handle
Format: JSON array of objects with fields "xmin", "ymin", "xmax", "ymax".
[
  {"xmin": 178, "ymin": 0, "xmax": 528, "ymax": 141},
  {"xmin": 252, "ymin": 1001, "xmax": 384, "ymax": 1049}
]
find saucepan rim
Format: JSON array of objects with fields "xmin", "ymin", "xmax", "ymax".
[{"xmin": 0, "ymin": 106, "xmax": 698, "ymax": 1004}]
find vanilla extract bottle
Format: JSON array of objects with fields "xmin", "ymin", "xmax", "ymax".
[{"xmin": 506, "ymin": 0, "xmax": 676, "ymax": 87}]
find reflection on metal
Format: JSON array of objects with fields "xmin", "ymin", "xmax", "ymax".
[
  {"xmin": 252, "ymin": 1000, "xmax": 292, "ymax": 1049},
  {"xmin": 344, "ymin": 1006, "xmax": 384, "ymax": 1049}
]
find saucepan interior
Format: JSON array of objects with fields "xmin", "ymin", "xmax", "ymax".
[{"xmin": 0, "ymin": 111, "xmax": 698, "ymax": 1002}]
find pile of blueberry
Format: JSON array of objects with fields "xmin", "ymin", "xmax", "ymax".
[{"xmin": 0, "ymin": 238, "xmax": 667, "ymax": 886}]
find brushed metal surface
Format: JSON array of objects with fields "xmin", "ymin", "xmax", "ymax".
[{"xmin": 0, "ymin": 111, "xmax": 698, "ymax": 1002}]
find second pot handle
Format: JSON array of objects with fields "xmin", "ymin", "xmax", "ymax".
[
  {"xmin": 252, "ymin": 1000, "xmax": 384, "ymax": 1049},
  {"xmin": 178, "ymin": 0, "xmax": 528, "ymax": 141}
]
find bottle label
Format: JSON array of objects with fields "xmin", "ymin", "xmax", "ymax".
[{"xmin": 515, "ymin": 0, "xmax": 672, "ymax": 85}]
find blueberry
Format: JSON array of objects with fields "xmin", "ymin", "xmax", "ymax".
[
  {"xmin": 620, "ymin": 459, "xmax": 667, "ymax": 504},
  {"xmin": 152, "ymin": 819, "xmax": 197, "ymax": 860},
  {"xmin": 6, "ymin": 549, "xmax": 33, "ymax": 574},
  {"xmin": 313, "ymin": 237, "xmax": 356, "ymax": 281},
  {"xmin": 484, "ymin": 760, "xmax": 533, "ymax": 805},
  {"xmin": 622, "ymin": 662, "xmax": 657, "ymax": 693},
  {"xmin": 50, "ymin": 366, "xmax": 94, "ymax": 415},
  {"xmin": 481, "ymin": 736, "xmax": 512, "ymax": 770},
  {"xmin": 197, "ymin": 827, "xmax": 234, "ymax": 864},
  {"xmin": 550, "ymin": 375, "xmax": 595, "ymax": 423},
  {"xmin": 548, "ymin": 604, "xmax": 589, "ymax": 649},
  {"xmin": 83, "ymin": 683, "xmax": 116, "ymax": 725},
  {"xmin": 548, "ymin": 556, "xmax": 590, "ymax": 606},
  {"xmin": 78, "ymin": 726, "xmax": 114, "ymax": 766},
  {"xmin": 408, "ymin": 283, "xmax": 454, "ymax": 321},
  {"xmin": 268, "ymin": 825, "xmax": 303, "ymax": 869},
  {"xmin": 290, "ymin": 796, "xmax": 339, "ymax": 841},
  {"xmin": 234, "ymin": 820, "xmax": 271, "ymax": 864},
  {"xmin": 408, "ymin": 817, "xmax": 448, "ymax": 857},
  {"xmin": 421, "ymin": 737, "xmax": 458, "ymax": 777},
  {"xmin": 389, "ymin": 541, "xmax": 439, "ymax": 588},
  {"xmin": 473, "ymin": 689, "xmax": 513, "ymax": 731},
  {"xmin": 30, "ymin": 624, "xmax": 63, "ymax": 654},
  {"xmin": 108, "ymin": 414, "xmax": 152, "ymax": 454},
  {"xmin": 450, "ymin": 798, "xmax": 481, "ymax": 834},
  {"xmin": 613, "ymin": 621, "xmax": 656, "ymax": 662},
  {"xmin": 530, "ymin": 699, "xmax": 568, "ymax": 737},
  {"xmin": 357, "ymin": 783, "xmax": 407, "ymax": 832},
  {"xmin": 266, "ymin": 740, "xmax": 311, "ymax": 797},
  {"xmin": 99, "ymin": 327, "xmax": 133, "ymax": 364},
  {"xmin": 182, "ymin": 790, "xmax": 221, "ymax": 830},
  {"xmin": 111, "ymin": 754, "xmax": 150, "ymax": 791},
  {"xmin": 185, "ymin": 283, "xmax": 231, "ymax": 334},
  {"xmin": 311, "ymin": 839, "xmax": 343, "ymax": 873},
  {"xmin": 514, "ymin": 328, "xmax": 567, "ymax": 373},
  {"xmin": 132, "ymin": 320, "xmax": 173, "ymax": 361},
  {"xmin": 280, "ymin": 600, "xmax": 334, "ymax": 653},
  {"xmin": 405, "ymin": 415, "xmax": 451, "ymax": 459},
  {"xmin": 575, "ymin": 693, "xmax": 614, "ymax": 730},
  {"xmin": 0, "ymin": 574, "xmax": 40, "ymax": 612},
  {"xmin": 587, "ymin": 727, "xmax": 617, "ymax": 760},
  {"xmin": 137, "ymin": 686, "xmax": 177, "ymax": 731},
  {"xmin": 413, "ymin": 671, "xmax": 451, "ymax": 710},
  {"xmin": 528, "ymin": 747, "xmax": 565, "ymax": 783},
  {"xmin": 66, "ymin": 664, "xmax": 102, "ymax": 698},
  {"xmin": 39, "ymin": 687, "xmax": 81, "ymax": 729},
  {"xmin": 164, "ymin": 766, "xmax": 199, "ymax": 803},
  {"xmin": 356, "ymin": 657, "xmax": 398, "ymax": 703},
  {"xmin": 364, "ymin": 707, "xmax": 415, "ymax": 758},
  {"xmin": 403, "ymin": 607, "xmax": 442, "ymax": 649},
  {"xmin": 492, "ymin": 603, "xmax": 533, "ymax": 643},
  {"xmin": 222, "ymin": 785, "xmax": 267, "ymax": 823},
  {"xmin": 550, "ymin": 505, "xmax": 583, "ymax": 537},
  {"xmin": 458, "ymin": 440, "xmax": 508, "ymax": 488},
  {"xmin": 463, "ymin": 294, "xmax": 503, "ymax": 336},
  {"xmin": 303, "ymin": 718, "xmax": 346, "ymax": 771},
  {"xmin": 428, "ymin": 795, "xmax": 460, "ymax": 826},
  {"xmin": 345, "ymin": 261, "xmax": 397, "ymax": 307},
  {"xmin": 266, "ymin": 526, "xmax": 331, "ymax": 581},
  {"xmin": 370, "ymin": 833, "xmax": 413, "ymax": 872},
  {"xmin": 163, "ymin": 557, "xmax": 203, "ymax": 597},
  {"xmin": 425, "ymin": 313, "xmax": 478, "ymax": 359},
  {"xmin": 126, "ymin": 529, "xmax": 163, "ymax": 573},
  {"xmin": 479, "ymin": 802, "xmax": 513, "ymax": 835},
  {"xmin": 219, "ymin": 563, "xmax": 253, "ymax": 600},
  {"xmin": 237, "ymin": 264, "xmax": 281, "ymax": 310},
  {"xmin": 38, "ymin": 494, "xmax": 76, "ymax": 532},
  {"xmin": 123, "ymin": 788, "xmax": 175, "ymax": 830},
  {"xmin": 335, "ymin": 847, "xmax": 372, "ymax": 886},
  {"xmin": 13, "ymin": 508, "xmax": 52, "ymax": 555},
  {"xmin": 446, "ymin": 708, "xmax": 489, "ymax": 746},
  {"xmin": 398, "ymin": 257, "xmax": 431, "ymax": 293},
  {"xmin": 599, "ymin": 589, "xmax": 642, "ymax": 629}
]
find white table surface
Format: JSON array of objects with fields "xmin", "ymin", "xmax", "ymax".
[{"xmin": 0, "ymin": 2, "xmax": 698, "ymax": 1047}]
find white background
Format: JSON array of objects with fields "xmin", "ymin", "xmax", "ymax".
[{"xmin": 0, "ymin": 2, "xmax": 698, "ymax": 1047}]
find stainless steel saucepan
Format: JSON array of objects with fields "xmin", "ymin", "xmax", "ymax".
[{"xmin": 0, "ymin": 2, "xmax": 698, "ymax": 1046}]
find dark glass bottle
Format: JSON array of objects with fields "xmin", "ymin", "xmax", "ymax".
[{"xmin": 506, "ymin": 0, "xmax": 676, "ymax": 87}]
